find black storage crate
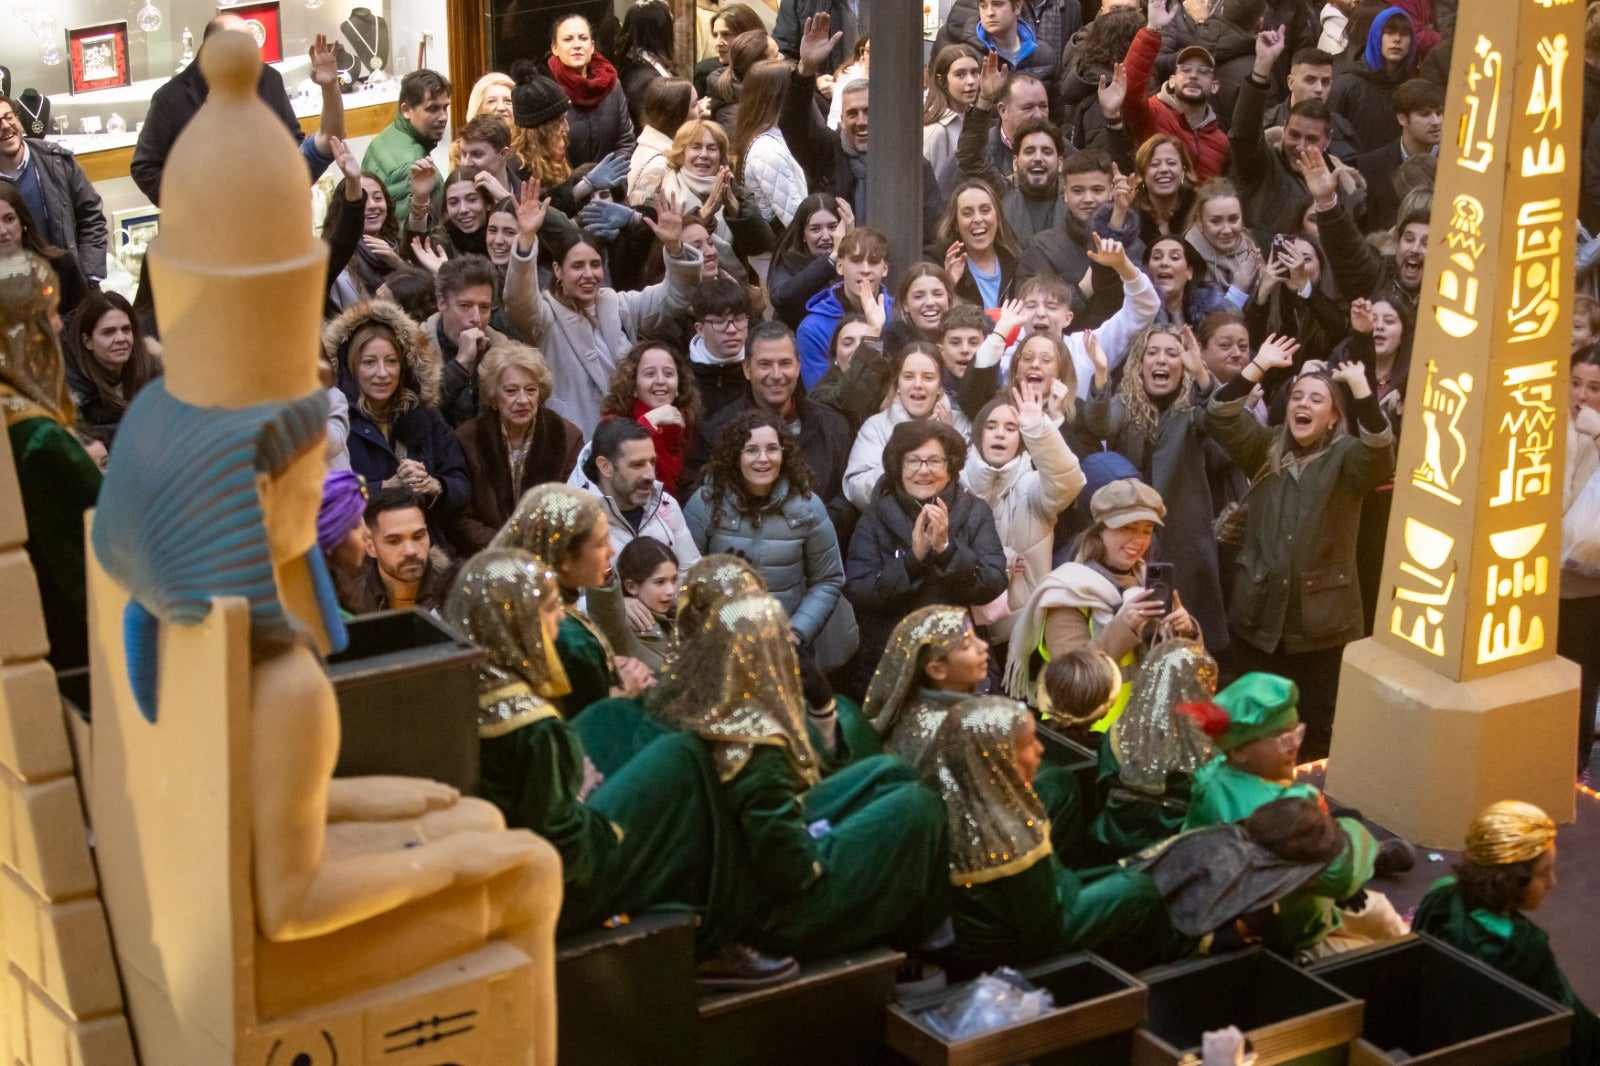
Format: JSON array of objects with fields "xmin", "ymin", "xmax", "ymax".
[
  {"xmin": 887, "ymin": 952, "xmax": 1147, "ymax": 1066},
  {"xmin": 556, "ymin": 912, "xmax": 700, "ymax": 1066},
  {"xmin": 1134, "ymin": 948, "xmax": 1363, "ymax": 1066},
  {"xmin": 1307, "ymin": 933, "xmax": 1573, "ymax": 1066},
  {"xmin": 326, "ymin": 609, "xmax": 482, "ymax": 792}
]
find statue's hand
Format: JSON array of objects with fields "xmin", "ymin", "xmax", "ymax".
[
  {"xmin": 437, "ymin": 829, "xmax": 545, "ymax": 884},
  {"xmin": 326, "ymin": 775, "xmax": 460, "ymax": 822}
]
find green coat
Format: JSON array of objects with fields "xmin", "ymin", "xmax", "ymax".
[
  {"xmin": 479, "ymin": 712, "xmax": 621, "ymax": 890},
  {"xmin": 729, "ymin": 748, "xmax": 950, "ymax": 959},
  {"xmin": 360, "ymin": 114, "xmax": 442, "ymax": 217},
  {"xmin": 1414, "ymin": 878, "xmax": 1600, "ymax": 1066},
  {"xmin": 10, "ymin": 417, "xmax": 101, "ymax": 670},
  {"xmin": 555, "ymin": 612, "xmax": 616, "ymax": 720},
  {"xmin": 1090, "ymin": 740, "xmax": 1192, "ymax": 860},
  {"xmin": 1185, "ymin": 758, "xmax": 1376, "ymax": 952},
  {"xmin": 569, "ymin": 696, "xmax": 668, "ymax": 778},
  {"xmin": 1205, "ymin": 394, "xmax": 1394, "ymax": 654},
  {"xmin": 948, "ymin": 855, "xmax": 1176, "ymax": 974}
]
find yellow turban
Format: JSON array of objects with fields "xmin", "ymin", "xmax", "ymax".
[{"xmin": 1465, "ymin": 801, "xmax": 1556, "ymax": 866}]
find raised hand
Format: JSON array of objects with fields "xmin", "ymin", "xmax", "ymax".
[
  {"xmin": 1349, "ymin": 297, "xmax": 1375, "ymax": 334},
  {"xmin": 309, "ymin": 33, "xmax": 338, "ymax": 86},
  {"xmin": 587, "ymin": 149, "xmax": 631, "ymax": 193},
  {"xmin": 362, "ymin": 234, "xmax": 402, "ymax": 266},
  {"xmin": 1045, "ymin": 378, "xmax": 1071, "ymax": 420},
  {"xmin": 1284, "ymin": 242, "xmax": 1312, "ymax": 290},
  {"xmin": 1085, "ymin": 232, "xmax": 1131, "ymax": 275},
  {"xmin": 1098, "ymin": 61, "xmax": 1127, "ymax": 121},
  {"xmin": 1085, "ymin": 329, "xmax": 1110, "ymax": 376},
  {"xmin": 859, "ymin": 275, "xmax": 887, "ymax": 332},
  {"xmin": 943, "ymin": 239, "xmax": 967, "ymax": 286},
  {"xmin": 1179, "ymin": 324, "xmax": 1206, "ymax": 376},
  {"xmin": 978, "ymin": 50, "xmax": 1008, "ymax": 104},
  {"xmin": 995, "ymin": 297, "xmax": 1027, "ymax": 338},
  {"xmin": 643, "ymin": 191, "xmax": 686, "ymax": 252},
  {"xmin": 1254, "ymin": 25, "xmax": 1286, "ymax": 77},
  {"xmin": 1110, "ymin": 163, "xmax": 1134, "ymax": 217},
  {"xmin": 1146, "ymin": 0, "xmax": 1176, "ymax": 32},
  {"xmin": 408, "ymin": 157, "xmax": 437, "ymax": 211},
  {"xmin": 410, "ymin": 236, "xmax": 445, "ymax": 273},
  {"xmin": 514, "ymin": 179, "xmax": 550, "ymax": 246},
  {"xmin": 798, "ymin": 12, "xmax": 842, "ymax": 77},
  {"xmin": 705, "ymin": 165, "xmax": 732, "ymax": 219},
  {"xmin": 1011, "ymin": 381, "xmax": 1045, "ymax": 428},
  {"xmin": 1329, "ymin": 358, "xmax": 1372, "ymax": 398},
  {"xmin": 331, "ymin": 135, "xmax": 360, "ymax": 187},
  {"xmin": 1254, "ymin": 333, "xmax": 1301, "ymax": 370},
  {"xmin": 1300, "ymin": 146, "xmax": 1336, "ymax": 205}
]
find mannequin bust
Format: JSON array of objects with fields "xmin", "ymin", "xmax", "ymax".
[
  {"xmin": 0, "ymin": 65, "xmax": 11, "ymax": 98},
  {"xmin": 88, "ymin": 33, "xmax": 560, "ymax": 1063},
  {"xmin": 341, "ymin": 6, "xmax": 391, "ymax": 79},
  {"xmin": 15, "ymin": 88, "xmax": 50, "ymax": 138}
]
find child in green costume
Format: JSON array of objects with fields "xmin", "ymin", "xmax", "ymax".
[
  {"xmin": 923, "ymin": 698, "xmax": 1178, "ymax": 976},
  {"xmin": 649, "ymin": 591, "xmax": 951, "ymax": 960},
  {"xmin": 1180, "ymin": 673, "xmax": 1407, "ymax": 957},
  {"xmin": 1414, "ymin": 801, "xmax": 1600, "ymax": 1066}
]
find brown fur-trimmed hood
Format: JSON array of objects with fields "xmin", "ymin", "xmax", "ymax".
[{"xmin": 322, "ymin": 299, "xmax": 441, "ymax": 408}]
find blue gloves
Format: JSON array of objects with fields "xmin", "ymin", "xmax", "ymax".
[
  {"xmin": 578, "ymin": 198, "xmax": 636, "ymax": 241},
  {"xmin": 585, "ymin": 149, "xmax": 631, "ymax": 193}
]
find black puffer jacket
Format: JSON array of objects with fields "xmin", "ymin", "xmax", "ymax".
[{"xmin": 564, "ymin": 80, "xmax": 637, "ymax": 168}]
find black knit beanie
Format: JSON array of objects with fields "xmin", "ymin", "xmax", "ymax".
[{"xmin": 513, "ymin": 76, "xmax": 570, "ymax": 129}]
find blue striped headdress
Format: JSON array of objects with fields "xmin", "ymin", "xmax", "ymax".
[{"xmin": 91, "ymin": 380, "xmax": 338, "ymax": 722}]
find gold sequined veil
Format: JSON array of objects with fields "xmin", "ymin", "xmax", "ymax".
[
  {"xmin": 443, "ymin": 547, "xmax": 573, "ymax": 738},
  {"xmin": 861, "ymin": 605, "xmax": 971, "ymax": 738},
  {"xmin": 649, "ymin": 592, "xmax": 821, "ymax": 786},
  {"xmin": 931, "ymin": 697, "xmax": 1052, "ymax": 885},
  {"xmin": 1111, "ymin": 638, "xmax": 1220, "ymax": 793},
  {"xmin": 0, "ymin": 252, "xmax": 73, "ymax": 427}
]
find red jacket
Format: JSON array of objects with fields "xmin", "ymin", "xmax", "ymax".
[{"xmin": 1122, "ymin": 27, "xmax": 1232, "ymax": 181}]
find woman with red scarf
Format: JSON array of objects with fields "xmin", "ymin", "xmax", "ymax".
[{"xmin": 548, "ymin": 13, "xmax": 638, "ymax": 168}]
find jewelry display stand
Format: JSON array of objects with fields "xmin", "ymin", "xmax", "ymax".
[
  {"xmin": 15, "ymin": 88, "xmax": 51, "ymax": 138},
  {"xmin": 340, "ymin": 6, "xmax": 391, "ymax": 82}
]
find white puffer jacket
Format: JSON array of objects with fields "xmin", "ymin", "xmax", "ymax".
[
  {"xmin": 961, "ymin": 416, "xmax": 1087, "ymax": 639},
  {"xmin": 740, "ymin": 126, "xmax": 808, "ymax": 226}
]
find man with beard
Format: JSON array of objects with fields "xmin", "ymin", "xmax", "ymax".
[
  {"xmin": 941, "ymin": 55, "xmax": 1052, "ymax": 194},
  {"xmin": 956, "ymin": 114, "xmax": 1068, "ymax": 243},
  {"xmin": 1120, "ymin": 0, "xmax": 1231, "ymax": 180},
  {"xmin": 1229, "ymin": 27, "xmax": 1358, "ymax": 243},
  {"xmin": 1301, "ymin": 148, "xmax": 1427, "ymax": 309},
  {"xmin": 570, "ymin": 417, "xmax": 700, "ymax": 565},
  {"xmin": 341, "ymin": 487, "xmax": 459, "ymax": 614},
  {"xmin": 781, "ymin": 14, "xmax": 942, "ymax": 244},
  {"xmin": 1261, "ymin": 48, "xmax": 1358, "ymax": 161}
]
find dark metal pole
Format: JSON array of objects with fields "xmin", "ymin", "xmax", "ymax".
[{"xmin": 866, "ymin": 13, "xmax": 924, "ymax": 288}]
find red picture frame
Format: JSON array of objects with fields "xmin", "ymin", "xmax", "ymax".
[
  {"xmin": 219, "ymin": 1, "xmax": 283, "ymax": 63},
  {"xmin": 67, "ymin": 22, "xmax": 131, "ymax": 95}
]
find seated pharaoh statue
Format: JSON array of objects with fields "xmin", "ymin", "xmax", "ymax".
[{"xmin": 84, "ymin": 31, "xmax": 560, "ymax": 1065}]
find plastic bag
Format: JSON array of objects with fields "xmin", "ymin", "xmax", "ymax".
[{"xmin": 919, "ymin": 967, "xmax": 1055, "ymax": 1040}]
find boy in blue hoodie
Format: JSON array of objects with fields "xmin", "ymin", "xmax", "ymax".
[{"xmin": 796, "ymin": 227, "xmax": 892, "ymax": 389}]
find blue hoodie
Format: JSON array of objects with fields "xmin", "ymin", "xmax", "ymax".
[
  {"xmin": 796, "ymin": 284, "xmax": 895, "ymax": 389},
  {"xmin": 976, "ymin": 17, "xmax": 1039, "ymax": 68},
  {"xmin": 1363, "ymin": 8, "xmax": 1417, "ymax": 74}
]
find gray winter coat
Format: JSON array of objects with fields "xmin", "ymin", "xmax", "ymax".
[{"xmin": 683, "ymin": 481, "xmax": 845, "ymax": 643}]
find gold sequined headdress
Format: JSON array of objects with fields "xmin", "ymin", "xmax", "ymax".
[
  {"xmin": 0, "ymin": 252, "xmax": 73, "ymax": 428},
  {"xmin": 862, "ymin": 605, "xmax": 972, "ymax": 739},
  {"xmin": 672, "ymin": 554, "xmax": 768, "ymax": 642},
  {"xmin": 490, "ymin": 483, "xmax": 603, "ymax": 574},
  {"xmin": 648, "ymin": 592, "xmax": 820, "ymax": 786},
  {"xmin": 443, "ymin": 548, "xmax": 573, "ymax": 737},
  {"xmin": 1112, "ymin": 639, "xmax": 1220, "ymax": 793},
  {"xmin": 1465, "ymin": 801, "xmax": 1556, "ymax": 867},
  {"xmin": 930, "ymin": 698, "xmax": 1052, "ymax": 885}
]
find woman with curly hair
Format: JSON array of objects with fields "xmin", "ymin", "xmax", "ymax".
[
  {"xmin": 1082, "ymin": 321, "xmax": 1239, "ymax": 650},
  {"xmin": 684, "ymin": 410, "xmax": 853, "ymax": 669},
  {"xmin": 598, "ymin": 341, "xmax": 702, "ymax": 496},
  {"xmin": 1414, "ymin": 800, "xmax": 1600, "ymax": 1066}
]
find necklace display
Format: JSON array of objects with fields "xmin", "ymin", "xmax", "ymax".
[
  {"xmin": 16, "ymin": 90, "xmax": 49, "ymax": 138},
  {"xmin": 341, "ymin": 9, "xmax": 390, "ymax": 76}
]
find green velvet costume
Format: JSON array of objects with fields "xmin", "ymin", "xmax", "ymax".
[
  {"xmin": 1091, "ymin": 740, "xmax": 1193, "ymax": 859},
  {"xmin": 649, "ymin": 592, "xmax": 950, "ymax": 960},
  {"xmin": 1185, "ymin": 757, "xmax": 1376, "ymax": 953},
  {"xmin": 1415, "ymin": 878, "xmax": 1600, "ymax": 1066},
  {"xmin": 554, "ymin": 608, "xmax": 617, "ymax": 720},
  {"xmin": 2, "ymin": 253, "xmax": 103, "ymax": 671},
  {"xmin": 8, "ymin": 416, "xmax": 101, "ymax": 669},
  {"xmin": 919, "ymin": 698, "xmax": 1176, "ymax": 975}
]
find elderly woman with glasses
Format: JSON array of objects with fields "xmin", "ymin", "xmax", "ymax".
[{"xmin": 842, "ymin": 418, "xmax": 1007, "ymax": 698}]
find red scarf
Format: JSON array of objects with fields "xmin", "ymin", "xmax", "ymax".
[{"xmin": 547, "ymin": 53, "xmax": 618, "ymax": 108}]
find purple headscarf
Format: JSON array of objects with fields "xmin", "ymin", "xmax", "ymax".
[{"xmin": 318, "ymin": 469, "xmax": 367, "ymax": 556}]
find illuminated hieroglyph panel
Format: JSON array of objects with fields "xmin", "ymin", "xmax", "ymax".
[{"xmin": 1376, "ymin": 0, "xmax": 1581, "ymax": 683}]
